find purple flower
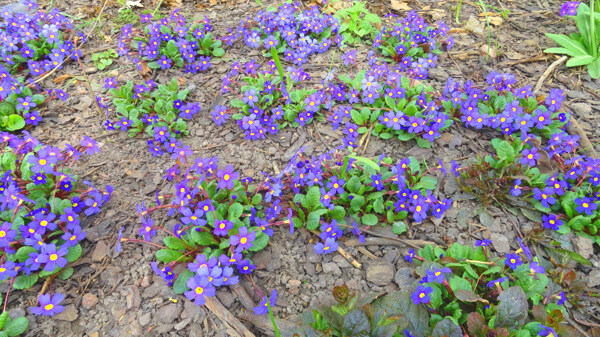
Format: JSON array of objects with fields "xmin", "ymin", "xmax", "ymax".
[
  {"xmin": 37, "ymin": 243, "xmax": 69, "ymax": 272},
  {"xmin": 229, "ymin": 226, "xmax": 256, "ymax": 252},
  {"xmin": 538, "ymin": 325, "xmax": 558, "ymax": 337},
  {"xmin": 243, "ymin": 88, "xmax": 259, "ymax": 106},
  {"xmin": 17, "ymin": 96, "xmax": 37, "ymax": 111},
  {"xmin": 104, "ymin": 77, "xmax": 117, "ymax": 90},
  {"xmin": 425, "ymin": 267, "xmax": 452, "ymax": 283},
  {"xmin": 475, "ymin": 239, "xmax": 492, "ymax": 247},
  {"xmin": 505, "ymin": 253, "xmax": 522, "ymax": 270},
  {"xmin": 216, "ymin": 165, "xmax": 239, "ymax": 190},
  {"xmin": 542, "ymin": 214, "xmax": 563, "ymax": 230},
  {"xmin": 184, "ymin": 274, "xmax": 215, "ymax": 305},
  {"xmin": 159, "ymin": 55, "xmax": 172, "ymax": 69},
  {"xmin": 253, "ymin": 289, "xmax": 277, "ymax": 315},
  {"xmin": 510, "ymin": 179, "xmax": 522, "ymax": 196},
  {"xmin": 31, "ymin": 293, "xmax": 65, "ymax": 316},
  {"xmin": 486, "ymin": 277, "xmax": 508, "ymax": 288},
  {"xmin": 0, "ymin": 222, "xmax": 17, "ymax": 248},
  {"xmin": 529, "ymin": 262, "xmax": 546, "ymax": 276},
  {"xmin": 314, "ymin": 237, "xmax": 338, "ymax": 255},
  {"xmin": 411, "ymin": 285, "xmax": 433, "ymax": 305},
  {"xmin": 575, "ymin": 197, "xmax": 597, "ymax": 215},
  {"xmin": 520, "ymin": 147, "xmax": 540, "ymax": 167},
  {"xmin": 405, "ymin": 248, "xmax": 416, "ymax": 263},
  {"xmin": 559, "ymin": 1, "xmax": 580, "ymax": 16}
]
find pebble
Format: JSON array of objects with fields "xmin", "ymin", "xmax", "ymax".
[
  {"xmin": 183, "ymin": 299, "xmax": 205, "ymax": 320},
  {"xmin": 91, "ymin": 241, "xmax": 109, "ymax": 262},
  {"xmin": 322, "ymin": 262, "xmax": 341, "ymax": 276},
  {"xmin": 157, "ymin": 303, "xmax": 181, "ymax": 324},
  {"xmin": 587, "ymin": 270, "xmax": 600, "ymax": 287},
  {"xmin": 82, "ymin": 293, "xmax": 98, "ymax": 310},
  {"xmin": 175, "ymin": 318, "xmax": 192, "ymax": 330},
  {"xmin": 54, "ymin": 305, "xmax": 79, "ymax": 321},
  {"xmin": 394, "ymin": 267, "xmax": 415, "ymax": 291},
  {"xmin": 571, "ymin": 102, "xmax": 592, "ymax": 117},
  {"xmin": 490, "ymin": 233, "xmax": 510, "ymax": 253},
  {"xmin": 139, "ymin": 313, "xmax": 151, "ymax": 326},
  {"xmin": 126, "ymin": 286, "xmax": 142, "ymax": 309},
  {"xmin": 366, "ymin": 261, "xmax": 395, "ymax": 286},
  {"xmin": 573, "ymin": 236, "xmax": 594, "ymax": 259}
]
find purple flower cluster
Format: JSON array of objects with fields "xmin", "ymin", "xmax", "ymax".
[
  {"xmin": 215, "ymin": 59, "xmax": 312, "ymax": 139},
  {"xmin": 373, "ymin": 10, "xmax": 452, "ymax": 79},
  {"xmin": 118, "ymin": 11, "xmax": 221, "ymax": 73},
  {"xmin": 226, "ymin": 2, "xmax": 340, "ymax": 66},
  {"xmin": 443, "ymin": 73, "xmax": 568, "ymax": 137},
  {"xmin": 559, "ymin": 1, "xmax": 580, "ymax": 16},
  {"xmin": 0, "ymin": 133, "xmax": 111, "ymax": 317},
  {"xmin": 0, "ymin": 6, "xmax": 76, "ymax": 129}
]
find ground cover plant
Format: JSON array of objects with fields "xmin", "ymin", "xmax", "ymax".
[
  {"xmin": 0, "ymin": 133, "xmax": 112, "ymax": 325},
  {"xmin": 226, "ymin": 2, "xmax": 341, "ymax": 65},
  {"xmin": 373, "ymin": 10, "xmax": 452, "ymax": 79},
  {"xmin": 266, "ymin": 148, "xmax": 451, "ymax": 254},
  {"xmin": 90, "ymin": 48, "xmax": 118, "ymax": 71},
  {"xmin": 545, "ymin": 0, "xmax": 600, "ymax": 78},
  {"xmin": 102, "ymin": 78, "xmax": 199, "ymax": 156},
  {"xmin": 117, "ymin": 10, "xmax": 224, "ymax": 73},
  {"xmin": 297, "ymin": 241, "xmax": 579, "ymax": 337},
  {"xmin": 119, "ymin": 156, "xmax": 271, "ymax": 305},
  {"xmin": 0, "ymin": 3, "xmax": 76, "ymax": 131},
  {"xmin": 331, "ymin": 1, "xmax": 382, "ymax": 46}
]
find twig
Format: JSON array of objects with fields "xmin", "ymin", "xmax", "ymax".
[
  {"xmin": 356, "ymin": 246, "xmax": 378, "ymax": 260},
  {"xmin": 205, "ymin": 297, "xmax": 256, "ymax": 337},
  {"xmin": 565, "ymin": 312, "xmax": 592, "ymax": 337},
  {"xmin": 533, "ymin": 55, "xmax": 568, "ymax": 94},
  {"xmin": 230, "ymin": 284, "xmax": 256, "ymax": 311},
  {"xmin": 346, "ymin": 236, "xmax": 434, "ymax": 249},
  {"xmin": 192, "ymin": 139, "xmax": 245, "ymax": 152},
  {"xmin": 239, "ymin": 311, "xmax": 300, "ymax": 335}
]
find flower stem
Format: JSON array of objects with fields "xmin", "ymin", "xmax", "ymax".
[{"xmin": 266, "ymin": 301, "xmax": 281, "ymax": 337}]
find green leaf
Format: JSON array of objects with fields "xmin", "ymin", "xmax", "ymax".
[
  {"xmin": 392, "ymin": 221, "xmax": 407, "ymax": 235},
  {"xmin": 372, "ymin": 291, "xmax": 430, "ymax": 336},
  {"xmin": 588, "ymin": 58, "xmax": 600, "ymax": 79},
  {"xmin": 249, "ymin": 232, "xmax": 269, "ymax": 252},
  {"xmin": 155, "ymin": 249, "xmax": 183, "ymax": 263},
  {"xmin": 568, "ymin": 215, "xmax": 591, "ymax": 231},
  {"xmin": 349, "ymin": 155, "xmax": 380, "ymax": 172},
  {"xmin": 493, "ymin": 140, "xmax": 515, "ymax": 160},
  {"xmin": 543, "ymin": 47, "xmax": 578, "ymax": 57},
  {"xmin": 212, "ymin": 48, "xmax": 225, "ymax": 57},
  {"xmin": 414, "ymin": 176, "xmax": 438, "ymax": 191},
  {"xmin": 416, "ymin": 138, "xmax": 431, "ymax": 149},
  {"xmin": 329, "ymin": 206, "xmax": 346, "ymax": 221},
  {"xmin": 302, "ymin": 186, "xmax": 322, "ymax": 209},
  {"xmin": 545, "ymin": 33, "xmax": 589, "ymax": 56},
  {"xmin": 58, "ymin": 267, "xmax": 74, "ymax": 280},
  {"xmin": 561, "ymin": 191, "xmax": 577, "ymax": 218},
  {"xmin": 496, "ymin": 286, "xmax": 528, "ymax": 328},
  {"xmin": 6, "ymin": 115, "xmax": 25, "ymax": 131},
  {"xmin": 566, "ymin": 55, "xmax": 596, "ymax": 67},
  {"xmin": 4, "ymin": 317, "xmax": 28, "ymax": 337},
  {"xmin": 0, "ymin": 102, "xmax": 15, "ymax": 117},
  {"xmin": 307, "ymin": 209, "xmax": 328, "ymax": 230},
  {"xmin": 65, "ymin": 244, "xmax": 82, "ymax": 263},
  {"xmin": 341, "ymin": 310, "xmax": 370, "ymax": 336},
  {"xmin": 432, "ymin": 317, "xmax": 462, "ymax": 337},
  {"xmin": 350, "ymin": 194, "xmax": 365, "ymax": 211},
  {"xmin": 191, "ymin": 230, "xmax": 218, "ymax": 246},
  {"xmin": 0, "ymin": 312, "xmax": 7, "ymax": 330},
  {"xmin": 164, "ymin": 237, "xmax": 186, "ymax": 250},
  {"xmin": 228, "ymin": 203, "xmax": 244, "ymax": 221},
  {"xmin": 361, "ymin": 214, "xmax": 378, "ymax": 226},
  {"xmin": 13, "ymin": 274, "xmax": 38, "ymax": 290},
  {"xmin": 173, "ymin": 269, "xmax": 193, "ymax": 294},
  {"xmin": 14, "ymin": 246, "xmax": 36, "ymax": 263},
  {"xmin": 448, "ymin": 276, "xmax": 473, "ymax": 292}
]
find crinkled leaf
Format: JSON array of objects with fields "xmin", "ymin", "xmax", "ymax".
[
  {"xmin": 13, "ymin": 274, "xmax": 38, "ymax": 290},
  {"xmin": 341, "ymin": 310, "xmax": 370, "ymax": 336},
  {"xmin": 4, "ymin": 316, "xmax": 28, "ymax": 337},
  {"xmin": 496, "ymin": 286, "xmax": 528, "ymax": 328},
  {"xmin": 65, "ymin": 244, "xmax": 82, "ymax": 263},
  {"xmin": 173, "ymin": 269, "xmax": 193, "ymax": 294},
  {"xmin": 372, "ymin": 291, "xmax": 430, "ymax": 337},
  {"xmin": 432, "ymin": 318, "xmax": 462, "ymax": 337}
]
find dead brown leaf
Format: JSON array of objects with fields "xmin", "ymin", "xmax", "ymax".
[
  {"xmin": 177, "ymin": 77, "xmax": 187, "ymax": 86},
  {"xmin": 478, "ymin": 13, "xmax": 503, "ymax": 26},
  {"xmin": 54, "ymin": 74, "xmax": 73, "ymax": 85},
  {"xmin": 391, "ymin": 0, "xmax": 411, "ymax": 11}
]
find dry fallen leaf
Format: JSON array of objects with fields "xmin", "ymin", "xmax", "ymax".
[
  {"xmin": 479, "ymin": 13, "xmax": 503, "ymax": 26},
  {"xmin": 53, "ymin": 74, "xmax": 73, "ymax": 85},
  {"xmin": 120, "ymin": 0, "xmax": 143, "ymax": 11},
  {"xmin": 391, "ymin": 0, "xmax": 411, "ymax": 11},
  {"xmin": 479, "ymin": 44, "xmax": 497, "ymax": 58}
]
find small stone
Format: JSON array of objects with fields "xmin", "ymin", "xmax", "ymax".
[
  {"xmin": 366, "ymin": 261, "xmax": 395, "ymax": 286},
  {"xmin": 322, "ymin": 262, "xmax": 341, "ymax": 276},
  {"xmin": 573, "ymin": 236, "xmax": 594, "ymax": 259},
  {"xmin": 54, "ymin": 305, "xmax": 78, "ymax": 321},
  {"xmin": 394, "ymin": 267, "xmax": 415, "ymax": 291},
  {"xmin": 288, "ymin": 279, "xmax": 301, "ymax": 288},
  {"xmin": 139, "ymin": 313, "xmax": 151, "ymax": 326},
  {"xmin": 91, "ymin": 241, "xmax": 108, "ymax": 262},
  {"xmin": 307, "ymin": 252, "xmax": 322, "ymax": 264},
  {"xmin": 587, "ymin": 270, "xmax": 600, "ymax": 287},
  {"xmin": 127, "ymin": 286, "xmax": 142, "ymax": 309},
  {"xmin": 82, "ymin": 293, "xmax": 98, "ymax": 309},
  {"xmin": 157, "ymin": 304, "xmax": 181, "ymax": 324},
  {"xmin": 490, "ymin": 233, "xmax": 510, "ymax": 254},
  {"xmin": 175, "ymin": 318, "xmax": 192, "ymax": 330},
  {"xmin": 571, "ymin": 102, "xmax": 592, "ymax": 117},
  {"xmin": 183, "ymin": 299, "xmax": 205, "ymax": 320}
]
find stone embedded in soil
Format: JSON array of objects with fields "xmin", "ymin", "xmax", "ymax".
[
  {"xmin": 322, "ymin": 262, "xmax": 342, "ymax": 276},
  {"xmin": 587, "ymin": 270, "xmax": 600, "ymax": 287},
  {"xmin": 490, "ymin": 233, "xmax": 510, "ymax": 254},
  {"xmin": 126, "ymin": 286, "xmax": 142, "ymax": 309},
  {"xmin": 54, "ymin": 305, "xmax": 79, "ymax": 321},
  {"xmin": 366, "ymin": 261, "xmax": 395, "ymax": 286},
  {"xmin": 394, "ymin": 267, "xmax": 415, "ymax": 291},
  {"xmin": 81, "ymin": 293, "xmax": 98, "ymax": 310},
  {"xmin": 175, "ymin": 318, "xmax": 192, "ymax": 330},
  {"xmin": 157, "ymin": 303, "xmax": 181, "ymax": 324},
  {"xmin": 91, "ymin": 241, "xmax": 109, "ymax": 262},
  {"xmin": 573, "ymin": 236, "xmax": 594, "ymax": 259},
  {"xmin": 138, "ymin": 312, "xmax": 151, "ymax": 326},
  {"xmin": 183, "ymin": 299, "xmax": 205, "ymax": 321},
  {"xmin": 571, "ymin": 102, "xmax": 592, "ymax": 118}
]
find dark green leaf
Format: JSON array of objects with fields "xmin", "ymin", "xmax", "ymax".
[
  {"xmin": 432, "ymin": 317, "xmax": 462, "ymax": 337},
  {"xmin": 65, "ymin": 244, "xmax": 82, "ymax": 263},
  {"xmin": 4, "ymin": 316, "xmax": 28, "ymax": 337},
  {"xmin": 58, "ymin": 267, "xmax": 74, "ymax": 280},
  {"xmin": 496, "ymin": 286, "xmax": 528, "ymax": 328},
  {"xmin": 13, "ymin": 274, "xmax": 38, "ymax": 290},
  {"xmin": 164, "ymin": 237, "xmax": 186, "ymax": 250},
  {"xmin": 173, "ymin": 269, "xmax": 193, "ymax": 294},
  {"xmin": 155, "ymin": 249, "xmax": 183, "ymax": 263}
]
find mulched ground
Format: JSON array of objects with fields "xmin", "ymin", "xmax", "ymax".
[{"xmin": 3, "ymin": 0, "xmax": 599, "ymax": 336}]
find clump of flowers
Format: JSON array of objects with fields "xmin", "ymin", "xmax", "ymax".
[
  {"xmin": 224, "ymin": 2, "xmax": 340, "ymax": 66},
  {"xmin": 0, "ymin": 2, "xmax": 77, "ymax": 131},
  {"xmin": 102, "ymin": 78, "xmax": 198, "ymax": 156},
  {"xmin": 441, "ymin": 72, "xmax": 569, "ymax": 138},
  {"xmin": 329, "ymin": 65, "xmax": 453, "ymax": 149},
  {"xmin": 403, "ymin": 241, "xmax": 578, "ymax": 336},
  {"xmin": 373, "ymin": 10, "xmax": 452, "ymax": 79},
  {"xmin": 266, "ymin": 148, "xmax": 450, "ymax": 255},
  {"xmin": 119, "ymin": 156, "xmax": 271, "ymax": 305},
  {"xmin": 0, "ymin": 133, "xmax": 112, "ymax": 320},
  {"xmin": 117, "ymin": 10, "xmax": 224, "ymax": 74},
  {"xmin": 213, "ymin": 59, "xmax": 317, "ymax": 139},
  {"xmin": 559, "ymin": 1, "xmax": 581, "ymax": 16},
  {"xmin": 455, "ymin": 130, "xmax": 600, "ymax": 243}
]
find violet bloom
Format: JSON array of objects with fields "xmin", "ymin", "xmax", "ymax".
[
  {"xmin": 229, "ymin": 226, "xmax": 256, "ymax": 252},
  {"xmin": 37, "ymin": 243, "xmax": 69, "ymax": 272},
  {"xmin": 559, "ymin": 1, "xmax": 580, "ymax": 16},
  {"xmin": 253, "ymin": 289, "xmax": 277, "ymax": 315},
  {"xmin": 216, "ymin": 165, "xmax": 239, "ymax": 190},
  {"xmin": 314, "ymin": 237, "xmax": 338, "ymax": 255},
  {"xmin": 425, "ymin": 267, "xmax": 452, "ymax": 283},
  {"xmin": 243, "ymin": 88, "xmax": 259, "ymax": 106},
  {"xmin": 0, "ymin": 222, "xmax": 17, "ymax": 248},
  {"xmin": 213, "ymin": 219, "xmax": 233, "ymax": 236},
  {"xmin": 17, "ymin": 96, "xmax": 36, "ymax": 111},
  {"xmin": 411, "ymin": 285, "xmax": 433, "ymax": 305},
  {"xmin": 184, "ymin": 274, "xmax": 215, "ymax": 305},
  {"xmin": 520, "ymin": 147, "xmax": 539, "ymax": 167},
  {"xmin": 31, "ymin": 293, "xmax": 65, "ymax": 316}
]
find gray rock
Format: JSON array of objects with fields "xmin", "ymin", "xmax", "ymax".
[
  {"xmin": 491, "ymin": 233, "xmax": 510, "ymax": 254},
  {"xmin": 175, "ymin": 318, "xmax": 192, "ymax": 330},
  {"xmin": 157, "ymin": 303, "xmax": 181, "ymax": 324},
  {"xmin": 189, "ymin": 323, "xmax": 203, "ymax": 337},
  {"xmin": 394, "ymin": 267, "xmax": 415, "ymax": 291},
  {"xmin": 307, "ymin": 252, "xmax": 322, "ymax": 264},
  {"xmin": 82, "ymin": 293, "xmax": 98, "ymax": 310},
  {"xmin": 183, "ymin": 299, "xmax": 205, "ymax": 320},
  {"xmin": 322, "ymin": 262, "xmax": 341, "ymax": 276},
  {"xmin": 587, "ymin": 269, "xmax": 600, "ymax": 287},
  {"xmin": 7, "ymin": 308, "xmax": 25, "ymax": 320},
  {"xmin": 139, "ymin": 313, "xmax": 151, "ymax": 326},
  {"xmin": 573, "ymin": 236, "xmax": 594, "ymax": 259},
  {"xmin": 54, "ymin": 305, "xmax": 78, "ymax": 321},
  {"xmin": 92, "ymin": 241, "xmax": 109, "ymax": 262},
  {"xmin": 571, "ymin": 102, "xmax": 592, "ymax": 117},
  {"xmin": 366, "ymin": 261, "xmax": 395, "ymax": 286},
  {"xmin": 126, "ymin": 286, "xmax": 141, "ymax": 309}
]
